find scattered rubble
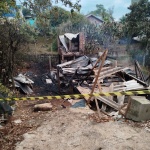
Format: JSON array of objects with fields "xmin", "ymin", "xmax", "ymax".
[
  {"xmin": 56, "ymin": 50, "xmax": 150, "ymax": 121},
  {"xmin": 14, "ymin": 119, "xmax": 22, "ymax": 124},
  {"xmin": 10, "ymin": 74, "xmax": 34, "ymax": 95}
]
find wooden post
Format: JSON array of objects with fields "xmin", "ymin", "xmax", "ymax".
[
  {"xmin": 57, "ymin": 67, "xmax": 61, "ymax": 94},
  {"xmin": 87, "ymin": 50, "xmax": 108, "ymax": 119},
  {"xmin": 94, "ymin": 97, "xmax": 101, "ymax": 119},
  {"xmin": 35, "ymin": 42, "xmax": 37, "ymax": 59},
  {"xmin": 49, "ymin": 56, "xmax": 51, "ymax": 73},
  {"xmin": 87, "ymin": 50, "xmax": 108, "ymax": 103},
  {"xmin": 124, "ymin": 96, "xmax": 132, "ymax": 118}
]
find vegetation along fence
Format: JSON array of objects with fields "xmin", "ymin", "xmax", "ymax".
[{"xmin": 16, "ymin": 54, "xmax": 59, "ymax": 67}]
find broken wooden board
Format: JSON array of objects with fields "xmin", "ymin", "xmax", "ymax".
[
  {"xmin": 93, "ymin": 67, "xmax": 124, "ymax": 82},
  {"xmin": 77, "ymin": 86, "xmax": 98, "ymax": 101},
  {"xmin": 123, "ymin": 80, "xmax": 148, "ymax": 91},
  {"xmin": 77, "ymin": 86, "xmax": 121, "ymax": 111}
]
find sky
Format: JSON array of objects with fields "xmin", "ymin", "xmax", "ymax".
[
  {"xmin": 17, "ymin": 0, "xmax": 131, "ymax": 21},
  {"xmin": 79, "ymin": 0, "xmax": 131, "ymax": 20},
  {"xmin": 53, "ymin": 0, "xmax": 131, "ymax": 21}
]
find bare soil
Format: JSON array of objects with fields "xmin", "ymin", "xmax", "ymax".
[
  {"xmin": 1, "ymin": 100, "xmax": 150, "ymax": 150},
  {"xmin": 15, "ymin": 109, "xmax": 150, "ymax": 150}
]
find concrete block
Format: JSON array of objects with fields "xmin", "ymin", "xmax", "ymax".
[{"xmin": 126, "ymin": 96, "xmax": 150, "ymax": 121}]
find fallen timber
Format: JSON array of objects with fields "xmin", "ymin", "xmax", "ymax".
[{"xmin": 56, "ymin": 49, "xmax": 150, "ymax": 118}]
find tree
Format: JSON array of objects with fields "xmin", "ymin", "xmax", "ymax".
[
  {"xmin": 119, "ymin": 15, "xmax": 127, "ymax": 24},
  {"xmin": 22, "ymin": 0, "xmax": 81, "ymax": 44},
  {"xmin": 0, "ymin": 0, "xmax": 82, "ymax": 86},
  {"xmin": 126, "ymin": 0, "xmax": 150, "ymax": 38},
  {"xmin": 36, "ymin": 6, "xmax": 71, "ymax": 36},
  {"xmin": 0, "ymin": 0, "xmax": 16, "ymax": 15},
  {"xmin": 89, "ymin": 4, "xmax": 114, "ymax": 22},
  {"xmin": 0, "ymin": 19, "xmax": 36, "ymax": 85},
  {"xmin": 23, "ymin": 0, "xmax": 81, "ymax": 17},
  {"xmin": 125, "ymin": 0, "xmax": 150, "ymax": 66}
]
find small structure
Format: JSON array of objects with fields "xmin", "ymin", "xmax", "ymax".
[
  {"xmin": 57, "ymin": 32, "xmax": 85, "ymax": 63},
  {"xmin": 86, "ymin": 14, "xmax": 103, "ymax": 26},
  {"xmin": 2, "ymin": 5, "xmax": 23, "ymax": 20}
]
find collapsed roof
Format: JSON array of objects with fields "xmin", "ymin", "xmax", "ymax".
[{"xmin": 59, "ymin": 33, "xmax": 79, "ymax": 52}]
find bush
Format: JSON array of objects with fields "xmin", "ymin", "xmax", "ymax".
[{"xmin": 52, "ymin": 39, "xmax": 58, "ymax": 52}]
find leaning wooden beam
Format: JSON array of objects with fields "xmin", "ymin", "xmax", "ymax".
[
  {"xmin": 87, "ymin": 50, "xmax": 108, "ymax": 103},
  {"xmin": 91, "ymin": 53, "xmax": 107, "ymax": 70},
  {"xmin": 100, "ymin": 67, "xmax": 112, "ymax": 72},
  {"xmin": 57, "ymin": 57, "xmax": 83, "ymax": 68},
  {"xmin": 76, "ymin": 86, "xmax": 109, "ymax": 115},
  {"xmin": 95, "ymin": 73, "xmax": 103, "ymax": 117},
  {"xmin": 93, "ymin": 67, "xmax": 124, "ymax": 82},
  {"xmin": 94, "ymin": 97, "xmax": 102, "ymax": 119}
]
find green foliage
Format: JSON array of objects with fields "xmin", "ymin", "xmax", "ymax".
[
  {"xmin": 126, "ymin": 0, "xmax": 150, "ymax": 39},
  {"xmin": 71, "ymin": 11, "xmax": 87, "ymax": 27},
  {"xmin": 0, "ymin": 83, "xmax": 12, "ymax": 98},
  {"xmin": 0, "ymin": 0, "xmax": 16, "ymax": 15},
  {"xmin": 129, "ymin": 49, "xmax": 144, "ymax": 57},
  {"xmin": 119, "ymin": 15, "xmax": 127, "ymax": 24},
  {"xmin": 21, "ymin": 23, "xmax": 38, "ymax": 42},
  {"xmin": 36, "ymin": 6, "xmax": 71, "ymax": 29},
  {"xmin": 23, "ymin": 0, "xmax": 81, "ymax": 15},
  {"xmin": 0, "ymin": 20, "xmax": 37, "ymax": 84},
  {"xmin": 23, "ymin": 0, "xmax": 81, "ymax": 30},
  {"xmin": 52, "ymin": 39, "xmax": 58, "ymax": 52},
  {"xmin": 57, "ymin": 11, "xmax": 87, "ymax": 35},
  {"xmin": 124, "ymin": 0, "xmax": 150, "ymax": 66},
  {"xmin": 50, "ymin": 7, "xmax": 70, "ymax": 27},
  {"xmin": 89, "ymin": 4, "xmax": 114, "ymax": 22}
]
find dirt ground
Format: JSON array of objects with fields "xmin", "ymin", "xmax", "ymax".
[
  {"xmin": 1, "ymin": 99, "xmax": 150, "ymax": 150},
  {"xmin": 15, "ymin": 108, "xmax": 150, "ymax": 150}
]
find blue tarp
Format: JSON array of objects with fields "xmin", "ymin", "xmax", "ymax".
[{"xmin": 26, "ymin": 18, "xmax": 36, "ymax": 27}]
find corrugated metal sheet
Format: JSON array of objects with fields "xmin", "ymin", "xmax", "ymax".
[
  {"xmin": 64, "ymin": 33, "xmax": 79, "ymax": 40},
  {"xmin": 59, "ymin": 35, "xmax": 69, "ymax": 52}
]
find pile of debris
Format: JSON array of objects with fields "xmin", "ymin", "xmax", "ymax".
[
  {"xmin": 11, "ymin": 74, "xmax": 34, "ymax": 95},
  {"xmin": 56, "ymin": 50, "xmax": 150, "ymax": 121}
]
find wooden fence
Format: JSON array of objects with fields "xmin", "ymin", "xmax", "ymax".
[{"xmin": 16, "ymin": 54, "xmax": 59, "ymax": 67}]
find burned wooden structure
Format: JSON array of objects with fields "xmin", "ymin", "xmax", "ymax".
[
  {"xmin": 56, "ymin": 50, "xmax": 150, "ymax": 118},
  {"xmin": 57, "ymin": 32, "xmax": 85, "ymax": 63}
]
